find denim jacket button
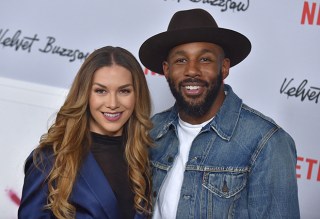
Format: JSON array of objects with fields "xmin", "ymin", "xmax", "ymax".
[{"xmin": 167, "ymin": 156, "xmax": 174, "ymax": 163}]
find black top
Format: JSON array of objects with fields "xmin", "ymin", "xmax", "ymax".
[{"xmin": 91, "ymin": 132, "xmax": 135, "ymax": 219}]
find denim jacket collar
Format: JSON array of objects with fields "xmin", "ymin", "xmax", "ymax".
[{"xmin": 153, "ymin": 84, "xmax": 242, "ymax": 142}]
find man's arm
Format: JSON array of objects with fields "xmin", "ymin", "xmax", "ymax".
[{"xmin": 248, "ymin": 128, "xmax": 300, "ymax": 219}]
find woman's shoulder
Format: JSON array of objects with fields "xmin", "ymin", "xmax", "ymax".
[{"xmin": 24, "ymin": 146, "xmax": 54, "ymax": 176}]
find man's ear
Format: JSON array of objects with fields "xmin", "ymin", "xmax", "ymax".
[
  {"xmin": 162, "ymin": 61, "xmax": 169, "ymax": 79},
  {"xmin": 222, "ymin": 58, "xmax": 230, "ymax": 80}
]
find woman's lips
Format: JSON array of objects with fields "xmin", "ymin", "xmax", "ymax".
[{"xmin": 103, "ymin": 112, "xmax": 121, "ymax": 121}]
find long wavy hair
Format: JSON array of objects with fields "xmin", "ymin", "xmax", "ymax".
[{"xmin": 33, "ymin": 46, "xmax": 153, "ymax": 218}]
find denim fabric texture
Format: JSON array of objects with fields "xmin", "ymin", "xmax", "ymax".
[{"xmin": 150, "ymin": 84, "xmax": 300, "ymax": 219}]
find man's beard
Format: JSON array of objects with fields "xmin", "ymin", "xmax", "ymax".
[{"xmin": 167, "ymin": 72, "xmax": 223, "ymax": 118}]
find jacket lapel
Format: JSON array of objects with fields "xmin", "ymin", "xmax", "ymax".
[{"xmin": 79, "ymin": 152, "xmax": 120, "ymax": 219}]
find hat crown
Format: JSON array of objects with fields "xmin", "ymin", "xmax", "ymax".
[
  {"xmin": 168, "ymin": 9, "xmax": 219, "ymax": 31},
  {"xmin": 139, "ymin": 8, "xmax": 251, "ymax": 74}
]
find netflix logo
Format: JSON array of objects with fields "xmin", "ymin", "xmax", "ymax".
[
  {"xmin": 5, "ymin": 189, "xmax": 20, "ymax": 206},
  {"xmin": 144, "ymin": 68, "xmax": 164, "ymax": 76},
  {"xmin": 296, "ymin": 156, "xmax": 320, "ymax": 182},
  {"xmin": 301, "ymin": 1, "xmax": 320, "ymax": 25}
]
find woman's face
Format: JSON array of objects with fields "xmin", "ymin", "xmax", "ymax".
[{"xmin": 89, "ymin": 65, "xmax": 135, "ymax": 136}]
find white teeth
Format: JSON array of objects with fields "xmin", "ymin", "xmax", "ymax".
[
  {"xmin": 186, "ymin": 85, "xmax": 200, "ymax": 90},
  {"xmin": 104, "ymin": 113, "xmax": 120, "ymax": 117}
]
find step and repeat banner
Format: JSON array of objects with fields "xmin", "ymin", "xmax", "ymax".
[{"xmin": 1, "ymin": 0, "xmax": 319, "ymax": 218}]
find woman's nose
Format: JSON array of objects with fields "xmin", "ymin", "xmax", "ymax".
[{"xmin": 106, "ymin": 93, "xmax": 119, "ymax": 110}]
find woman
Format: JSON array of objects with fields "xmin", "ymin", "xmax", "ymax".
[{"xmin": 18, "ymin": 46, "xmax": 153, "ymax": 219}]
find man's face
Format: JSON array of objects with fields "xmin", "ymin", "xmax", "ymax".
[{"xmin": 163, "ymin": 42, "xmax": 229, "ymax": 119}]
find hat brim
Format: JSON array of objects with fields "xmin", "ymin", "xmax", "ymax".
[{"xmin": 139, "ymin": 27, "xmax": 251, "ymax": 74}]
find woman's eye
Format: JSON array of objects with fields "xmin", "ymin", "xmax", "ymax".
[
  {"xmin": 95, "ymin": 89, "xmax": 106, "ymax": 94},
  {"xmin": 119, "ymin": 89, "xmax": 131, "ymax": 94}
]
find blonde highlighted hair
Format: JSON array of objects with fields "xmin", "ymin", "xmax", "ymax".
[{"xmin": 34, "ymin": 46, "xmax": 153, "ymax": 218}]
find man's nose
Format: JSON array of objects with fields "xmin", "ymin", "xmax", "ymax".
[{"xmin": 185, "ymin": 60, "xmax": 201, "ymax": 78}]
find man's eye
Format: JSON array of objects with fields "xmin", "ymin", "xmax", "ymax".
[
  {"xmin": 175, "ymin": 58, "xmax": 187, "ymax": 63},
  {"xmin": 200, "ymin": 57, "xmax": 211, "ymax": 62}
]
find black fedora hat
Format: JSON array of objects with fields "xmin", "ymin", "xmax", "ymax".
[{"xmin": 139, "ymin": 8, "xmax": 251, "ymax": 74}]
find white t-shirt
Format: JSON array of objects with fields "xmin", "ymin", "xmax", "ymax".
[{"xmin": 153, "ymin": 116, "xmax": 212, "ymax": 219}]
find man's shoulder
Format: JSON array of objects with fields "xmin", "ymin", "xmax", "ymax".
[
  {"xmin": 240, "ymin": 103, "xmax": 277, "ymax": 127},
  {"xmin": 149, "ymin": 106, "xmax": 177, "ymax": 140},
  {"xmin": 239, "ymin": 103, "xmax": 294, "ymax": 141},
  {"xmin": 151, "ymin": 106, "xmax": 175, "ymax": 123}
]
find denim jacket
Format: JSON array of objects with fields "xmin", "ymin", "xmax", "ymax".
[{"xmin": 150, "ymin": 84, "xmax": 300, "ymax": 219}]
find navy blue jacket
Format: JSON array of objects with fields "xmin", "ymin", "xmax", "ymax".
[{"xmin": 18, "ymin": 150, "xmax": 145, "ymax": 219}]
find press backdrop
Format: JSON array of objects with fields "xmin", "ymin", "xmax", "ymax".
[{"xmin": 0, "ymin": 0, "xmax": 319, "ymax": 218}]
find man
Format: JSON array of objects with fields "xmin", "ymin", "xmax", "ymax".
[{"xmin": 139, "ymin": 8, "xmax": 300, "ymax": 219}]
